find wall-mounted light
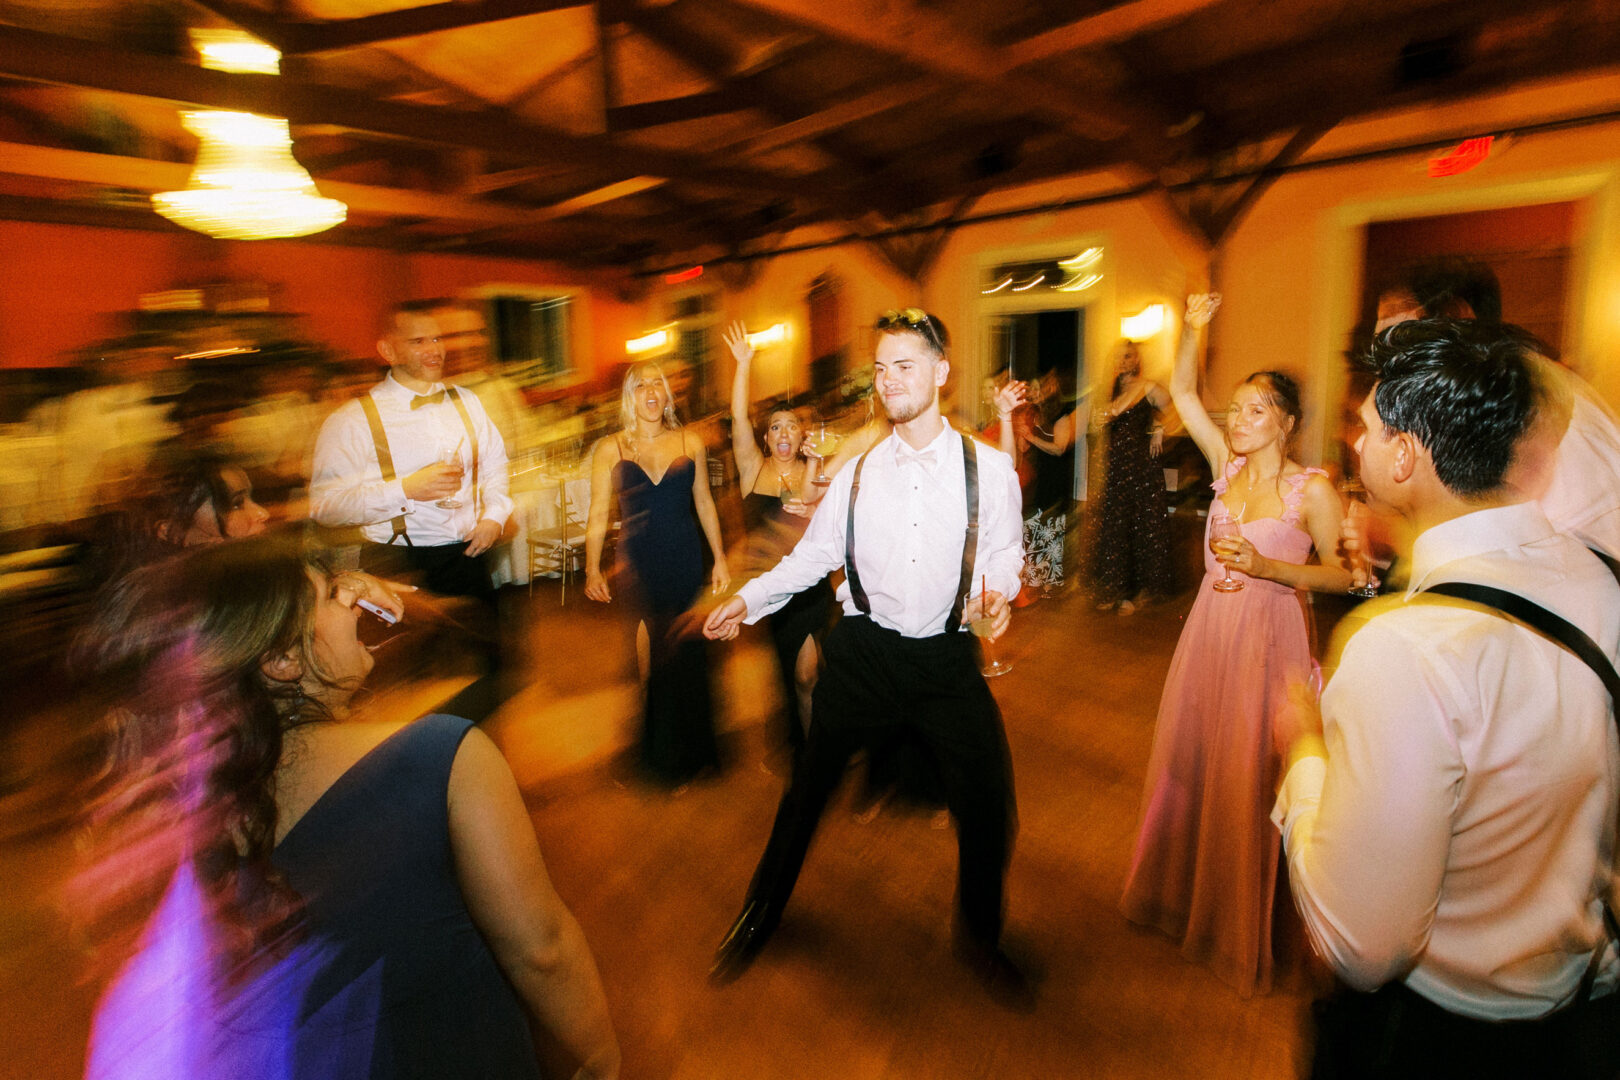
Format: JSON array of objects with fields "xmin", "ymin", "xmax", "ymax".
[
  {"xmin": 746, "ymin": 323, "xmax": 788, "ymax": 349},
  {"xmin": 1121, "ymin": 304, "xmax": 1166, "ymax": 342},
  {"xmin": 626, "ymin": 328, "xmax": 671, "ymax": 355}
]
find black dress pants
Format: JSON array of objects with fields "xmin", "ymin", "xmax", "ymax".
[{"xmin": 744, "ymin": 614, "xmax": 1016, "ymax": 945}]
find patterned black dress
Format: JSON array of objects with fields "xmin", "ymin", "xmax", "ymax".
[{"xmin": 1084, "ymin": 393, "xmax": 1172, "ymax": 605}]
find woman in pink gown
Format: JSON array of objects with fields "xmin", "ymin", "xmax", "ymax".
[{"xmin": 1121, "ymin": 296, "xmax": 1353, "ymax": 996}]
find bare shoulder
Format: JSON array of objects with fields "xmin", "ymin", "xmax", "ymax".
[{"xmin": 447, "ymin": 724, "xmax": 514, "ymax": 797}]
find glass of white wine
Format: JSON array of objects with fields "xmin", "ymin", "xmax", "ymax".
[
  {"xmin": 436, "ymin": 435, "xmax": 466, "ymax": 510},
  {"xmin": 1209, "ymin": 516, "xmax": 1245, "ymax": 592},
  {"xmin": 1338, "ymin": 478, "xmax": 1380, "ymax": 598}
]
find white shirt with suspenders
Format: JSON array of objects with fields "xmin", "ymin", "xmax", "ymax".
[{"xmin": 310, "ymin": 372, "xmax": 512, "ymax": 548}]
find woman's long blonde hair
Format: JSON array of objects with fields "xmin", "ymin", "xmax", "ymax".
[{"xmin": 619, "ymin": 362, "xmax": 682, "ymax": 434}]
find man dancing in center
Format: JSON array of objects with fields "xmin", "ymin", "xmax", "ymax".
[{"xmin": 703, "ymin": 309, "xmax": 1030, "ymax": 1007}]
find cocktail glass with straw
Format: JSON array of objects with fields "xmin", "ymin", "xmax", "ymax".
[{"xmin": 970, "ymin": 573, "xmax": 1013, "ymax": 677}]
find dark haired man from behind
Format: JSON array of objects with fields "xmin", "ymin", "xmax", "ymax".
[
  {"xmin": 1275, "ymin": 318, "xmax": 1620, "ymax": 1079},
  {"xmin": 1373, "ymin": 258, "xmax": 1620, "ymax": 568}
]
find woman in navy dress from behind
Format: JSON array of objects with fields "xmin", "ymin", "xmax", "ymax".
[
  {"xmin": 585, "ymin": 362, "xmax": 731, "ymax": 786},
  {"xmin": 78, "ymin": 538, "xmax": 619, "ymax": 1079}
]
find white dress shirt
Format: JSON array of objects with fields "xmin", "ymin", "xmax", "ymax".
[
  {"xmin": 1274, "ymin": 501, "xmax": 1620, "ymax": 1019},
  {"xmin": 736, "ymin": 424, "xmax": 1023, "ymax": 639},
  {"xmin": 309, "ymin": 372, "xmax": 512, "ymax": 547},
  {"xmin": 1540, "ymin": 375, "xmax": 1620, "ymax": 563}
]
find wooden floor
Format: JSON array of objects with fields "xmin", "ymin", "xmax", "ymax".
[{"xmin": 0, "ymin": 582, "xmax": 1322, "ymax": 1080}]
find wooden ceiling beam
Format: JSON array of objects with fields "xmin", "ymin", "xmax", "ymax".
[
  {"xmin": 623, "ymin": 0, "xmax": 885, "ymax": 176},
  {"xmin": 277, "ymin": 0, "xmax": 591, "ymax": 57},
  {"xmin": 1002, "ymin": 0, "xmax": 1231, "ymax": 68},
  {"xmin": 0, "ymin": 139, "xmax": 659, "ymax": 228},
  {"xmin": 697, "ymin": 76, "xmax": 932, "ymax": 157},
  {"xmin": 0, "ymin": 24, "xmax": 859, "ymax": 210},
  {"xmin": 718, "ymin": 0, "xmax": 1175, "ymax": 169},
  {"xmin": 606, "ymin": 88, "xmax": 754, "ymax": 131}
]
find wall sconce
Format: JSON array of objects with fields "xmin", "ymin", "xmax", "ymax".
[
  {"xmin": 1121, "ymin": 304, "xmax": 1166, "ymax": 342},
  {"xmin": 746, "ymin": 323, "xmax": 788, "ymax": 349},
  {"xmin": 626, "ymin": 328, "xmax": 671, "ymax": 356}
]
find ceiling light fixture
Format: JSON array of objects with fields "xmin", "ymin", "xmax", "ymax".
[{"xmin": 152, "ymin": 31, "xmax": 346, "ymax": 241}]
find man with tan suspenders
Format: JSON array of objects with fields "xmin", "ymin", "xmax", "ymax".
[
  {"xmin": 310, "ymin": 300, "xmax": 512, "ymax": 716},
  {"xmin": 703, "ymin": 309, "xmax": 1032, "ymax": 1009}
]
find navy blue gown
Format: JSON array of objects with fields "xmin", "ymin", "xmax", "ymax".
[
  {"xmin": 269, "ymin": 714, "xmax": 540, "ymax": 1079},
  {"xmin": 613, "ymin": 441, "xmax": 721, "ymax": 784}
]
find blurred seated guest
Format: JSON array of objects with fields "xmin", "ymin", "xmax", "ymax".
[
  {"xmin": 723, "ymin": 321, "xmax": 828, "ymax": 758},
  {"xmin": 309, "ymin": 300, "xmax": 512, "ymax": 719},
  {"xmin": 77, "ymin": 538, "xmax": 620, "ymax": 1080},
  {"xmin": 584, "ymin": 362, "xmax": 730, "ymax": 787},
  {"xmin": 83, "ymin": 444, "xmax": 273, "ymax": 596},
  {"xmin": 1276, "ymin": 319, "xmax": 1620, "ymax": 1079}
]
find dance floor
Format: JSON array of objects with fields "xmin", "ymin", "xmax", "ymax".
[{"xmin": 0, "ymin": 580, "xmax": 1325, "ymax": 1080}]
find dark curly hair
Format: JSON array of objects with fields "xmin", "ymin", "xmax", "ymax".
[
  {"xmin": 1363, "ymin": 318, "xmax": 1537, "ymax": 497},
  {"xmin": 74, "ymin": 537, "xmax": 337, "ymax": 969}
]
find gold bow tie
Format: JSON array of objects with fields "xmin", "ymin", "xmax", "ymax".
[{"xmin": 410, "ymin": 390, "xmax": 446, "ymax": 410}]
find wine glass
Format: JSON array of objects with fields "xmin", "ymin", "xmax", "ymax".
[
  {"xmin": 436, "ymin": 435, "xmax": 465, "ymax": 510},
  {"xmin": 806, "ymin": 422, "xmax": 842, "ymax": 486},
  {"xmin": 969, "ymin": 605, "xmax": 1013, "ymax": 677},
  {"xmin": 1209, "ymin": 516, "xmax": 1245, "ymax": 592},
  {"xmin": 1338, "ymin": 478, "xmax": 1380, "ymax": 598}
]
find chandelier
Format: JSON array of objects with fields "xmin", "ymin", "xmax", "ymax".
[{"xmin": 152, "ymin": 31, "xmax": 346, "ymax": 240}]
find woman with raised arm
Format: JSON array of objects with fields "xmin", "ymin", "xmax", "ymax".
[
  {"xmin": 1082, "ymin": 341, "xmax": 1174, "ymax": 614},
  {"xmin": 723, "ymin": 322, "xmax": 831, "ymax": 759},
  {"xmin": 1120, "ymin": 294, "xmax": 1352, "ymax": 997},
  {"xmin": 79, "ymin": 538, "xmax": 619, "ymax": 1080},
  {"xmin": 584, "ymin": 362, "xmax": 730, "ymax": 786}
]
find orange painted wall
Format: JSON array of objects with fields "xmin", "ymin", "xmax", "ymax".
[{"xmin": 0, "ymin": 221, "xmax": 642, "ymax": 384}]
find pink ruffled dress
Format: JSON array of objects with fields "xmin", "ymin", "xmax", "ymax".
[{"xmin": 1120, "ymin": 457, "xmax": 1322, "ymax": 996}]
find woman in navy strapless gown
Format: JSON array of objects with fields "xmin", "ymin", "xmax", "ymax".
[
  {"xmin": 79, "ymin": 539, "xmax": 619, "ymax": 1079},
  {"xmin": 585, "ymin": 361, "xmax": 731, "ymax": 785}
]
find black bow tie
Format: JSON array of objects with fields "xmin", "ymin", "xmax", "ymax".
[{"xmin": 410, "ymin": 390, "xmax": 446, "ymax": 410}]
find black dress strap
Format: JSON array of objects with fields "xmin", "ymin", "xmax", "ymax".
[{"xmin": 359, "ymin": 392, "xmax": 411, "ymax": 547}]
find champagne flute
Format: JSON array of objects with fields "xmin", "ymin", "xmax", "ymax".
[
  {"xmin": 1209, "ymin": 515, "xmax": 1245, "ymax": 592},
  {"xmin": 1338, "ymin": 477, "xmax": 1380, "ymax": 598},
  {"xmin": 436, "ymin": 435, "xmax": 465, "ymax": 509},
  {"xmin": 971, "ymin": 574, "xmax": 1013, "ymax": 677}
]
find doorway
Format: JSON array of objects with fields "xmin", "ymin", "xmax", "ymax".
[{"xmin": 989, "ymin": 308, "xmax": 1087, "ymax": 500}]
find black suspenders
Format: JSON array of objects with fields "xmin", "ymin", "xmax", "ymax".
[
  {"xmin": 358, "ymin": 386, "xmax": 482, "ymax": 546},
  {"xmin": 844, "ymin": 433, "xmax": 980, "ymax": 633}
]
